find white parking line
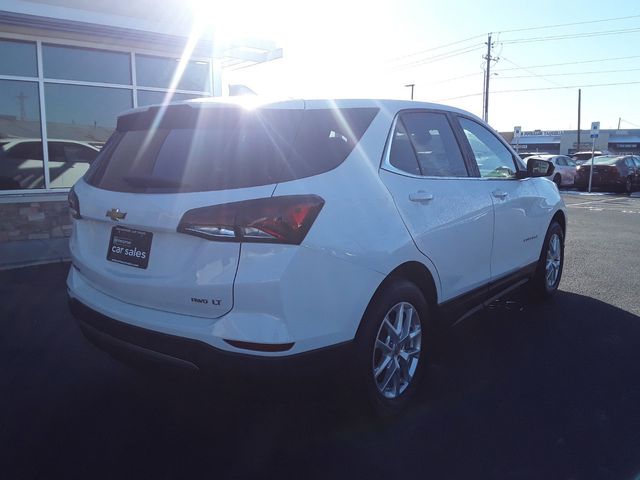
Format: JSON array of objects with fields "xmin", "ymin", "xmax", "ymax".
[{"xmin": 567, "ymin": 198, "xmax": 620, "ymax": 208}]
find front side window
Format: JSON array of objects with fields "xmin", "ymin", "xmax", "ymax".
[
  {"xmin": 459, "ymin": 117, "xmax": 519, "ymax": 179},
  {"xmin": 556, "ymin": 157, "xmax": 567, "ymax": 166},
  {"xmin": 388, "ymin": 111, "xmax": 467, "ymax": 177}
]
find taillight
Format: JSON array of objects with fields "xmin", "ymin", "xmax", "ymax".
[
  {"xmin": 177, "ymin": 195, "xmax": 325, "ymax": 245},
  {"xmin": 68, "ymin": 187, "xmax": 81, "ymax": 219}
]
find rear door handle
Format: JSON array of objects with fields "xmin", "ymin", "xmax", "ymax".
[
  {"xmin": 409, "ymin": 191, "xmax": 434, "ymax": 203},
  {"xmin": 492, "ymin": 189, "xmax": 508, "ymax": 199}
]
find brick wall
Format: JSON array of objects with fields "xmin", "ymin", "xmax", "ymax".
[{"xmin": 0, "ymin": 201, "xmax": 72, "ymax": 243}]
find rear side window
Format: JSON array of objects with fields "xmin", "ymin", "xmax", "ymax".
[
  {"xmin": 86, "ymin": 107, "xmax": 378, "ymax": 193},
  {"xmin": 388, "ymin": 111, "xmax": 467, "ymax": 177}
]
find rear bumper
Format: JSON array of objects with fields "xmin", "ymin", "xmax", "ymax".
[
  {"xmin": 69, "ymin": 296, "xmax": 353, "ymax": 377},
  {"xmin": 575, "ymin": 175, "xmax": 624, "ymax": 190}
]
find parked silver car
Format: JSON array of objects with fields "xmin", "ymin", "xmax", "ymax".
[{"xmin": 527, "ymin": 154, "xmax": 577, "ymax": 187}]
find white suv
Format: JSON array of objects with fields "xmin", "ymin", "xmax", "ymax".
[{"xmin": 67, "ymin": 98, "xmax": 566, "ymax": 414}]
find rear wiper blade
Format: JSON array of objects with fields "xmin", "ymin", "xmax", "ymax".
[{"xmin": 123, "ymin": 175, "xmax": 187, "ymax": 188}]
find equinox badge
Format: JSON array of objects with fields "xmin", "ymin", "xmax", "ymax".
[{"xmin": 106, "ymin": 208, "xmax": 127, "ymax": 221}]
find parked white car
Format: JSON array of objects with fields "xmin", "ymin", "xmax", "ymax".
[
  {"xmin": 67, "ymin": 98, "xmax": 566, "ymax": 415},
  {"xmin": 527, "ymin": 154, "xmax": 577, "ymax": 187},
  {"xmin": 0, "ymin": 138, "xmax": 100, "ymax": 189}
]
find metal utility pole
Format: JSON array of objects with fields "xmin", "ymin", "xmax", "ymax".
[
  {"xmin": 482, "ymin": 33, "xmax": 493, "ymax": 122},
  {"xmin": 618, "ymin": 117, "xmax": 621, "ymax": 129},
  {"xmin": 16, "ymin": 91, "xmax": 27, "ymax": 121},
  {"xmin": 405, "ymin": 84, "xmax": 415, "ymax": 100},
  {"xmin": 577, "ymin": 89, "xmax": 581, "ymax": 151}
]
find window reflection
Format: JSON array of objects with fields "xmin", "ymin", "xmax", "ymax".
[
  {"xmin": 43, "ymin": 44, "xmax": 131, "ymax": 85},
  {"xmin": 44, "ymin": 83, "xmax": 132, "ymax": 188},
  {"xmin": 0, "ymin": 39, "xmax": 37, "ymax": 77},
  {"xmin": 0, "ymin": 80, "xmax": 43, "ymax": 190},
  {"xmin": 136, "ymin": 54, "xmax": 211, "ymax": 92},
  {"xmin": 137, "ymin": 90, "xmax": 203, "ymax": 106}
]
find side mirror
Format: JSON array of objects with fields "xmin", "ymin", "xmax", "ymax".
[{"xmin": 524, "ymin": 158, "xmax": 555, "ymax": 177}]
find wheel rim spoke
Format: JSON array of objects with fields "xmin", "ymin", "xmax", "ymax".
[
  {"xmin": 545, "ymin": 233, "xmax": 562, "ymax": 288},
  {"xmin": 376, "ymin": 339, "xmax": 393, "ymax": 356},
  {"xmin": 380, "ymin": 360, "xmax": 398, "ymax": 393},
  {"xmin": 372, "ymin": 302, "xmax": 422, "ymax": 399}
]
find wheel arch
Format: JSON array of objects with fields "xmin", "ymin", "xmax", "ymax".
[
  {"xmin": 355, "ymin": 261, "xmax": 438, "ymax": 340},
  {"xmin": 551, "ymin": 209, "xmax": 566, "ymax": 237}
]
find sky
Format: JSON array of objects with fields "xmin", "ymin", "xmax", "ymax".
[{"xmin": 214, "ymin": 0, "xmax": 640, "ymax": 133}]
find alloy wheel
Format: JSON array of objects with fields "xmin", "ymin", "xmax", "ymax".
[
  {"xmin": 372, "ymin": 302, "xmax": 422, "ymax": 399},
  {"xmin": 545, "ymin": 233, "xmax": 562, "ymax": 289}
]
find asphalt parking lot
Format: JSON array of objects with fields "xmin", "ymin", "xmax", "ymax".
[{"xmin": 2, "ymin": 192, "xmax": 640, "ymax": 480}]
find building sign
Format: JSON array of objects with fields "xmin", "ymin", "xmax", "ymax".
[{"xmin": 522, "ymin": 130, "xmax": 564, "ymax": 136}]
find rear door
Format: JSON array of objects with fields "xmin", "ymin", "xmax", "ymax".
[{"xmin": 379, "ymin": 110, "xmax": 493, "ymax": 301}]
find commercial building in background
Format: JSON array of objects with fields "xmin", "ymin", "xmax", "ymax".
[
  {"xmin": 0, "ymin": 0, "xmax": 281, "ymax": 268},
  {"xmin": 500, "ymin": 128, "xmax": 640, "ymax": 156}
]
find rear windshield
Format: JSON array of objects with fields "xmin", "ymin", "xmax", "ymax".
[
  {"xmin": 85, "ymin": 106, "xmax": 379, "ymax": 193},
  {"xmin": 592, "ymin": 156, "xmax": 620, "ymax": 165}
]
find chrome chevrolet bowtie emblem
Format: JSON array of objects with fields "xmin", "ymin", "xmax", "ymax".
[{"xmin": 106, "ymin": 208, "xmax": 127, "ymax": 221}]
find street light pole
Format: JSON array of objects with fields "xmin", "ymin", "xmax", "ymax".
[{"xmin": 404, "ymin": 84, "xmax": 415, "ymax": 100}]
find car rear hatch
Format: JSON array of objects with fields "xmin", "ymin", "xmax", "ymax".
[
  {"xmin": 71, "ymin": 100, "xmax": 379, "ymax": 319},
  {"xmin": 577, "ymin": 161, "xmax": 619, "ymax": 182}
]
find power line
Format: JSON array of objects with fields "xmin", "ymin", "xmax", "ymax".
[
  {"xmin": 496, "ymin": 13, "xmax": 640, "ymax": 34},
  {"xmin": 389, "ymin": 13, "xmax": 640, "ymax": 64},
  {"xmin": 619, "ymin": 118, "xmax": 640, "ymax": 128},
  {"xmin": 494, "ymin": 55, "xmax": 640, "ymax": 72},
  {"xmin": 429, "ymin": 71, "xmax": 483, "ymax": 84},
  {"xmin": 385, "ymin": 34, "xmax": 486, "ymax": 64},
  {"xmin": 390, "ymin": 44, "xmax": 485, "ymax": 70},
  {"xmin": 424, "ymin": 54, "xmax": 640, "ymax": 85},
  {"xmin": 499, "ymin": 26, "xmax": 640, "ymax": 45},
  {"xmin": 434, "ymin": 80, "xmax": 640, "ymax": 102},
  {"xmin": 500, "ymin": 56, "xmax": 564, "ymax": 88},
  {"xmin": 495, "ymin": 66, "xmax": 640, "ymax": 79}
]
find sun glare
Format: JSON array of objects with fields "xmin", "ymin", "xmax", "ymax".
[{"xmin": 187, "ymin": 0, "xmax": 283, "ymax": 43}]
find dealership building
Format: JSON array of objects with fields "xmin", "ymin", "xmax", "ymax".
[
  {"xmin": 0, "ymin": 0, "xmax": 281, "ymax": 268},
  {"xmin": 500, "ymin": 129, "xmax": 640, "ymax": 156}
]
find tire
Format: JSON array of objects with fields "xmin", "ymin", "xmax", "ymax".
[
  {"xmin": 353, "ymin": 280, "xmax": 429, "ymax": 417},
  {"xmin": 553, "ymin": 174, "xmax": 562, "ymax": 188},
  {"xmin": 531, "ymin": 221, "xmax": 564, "ymax": 298}
]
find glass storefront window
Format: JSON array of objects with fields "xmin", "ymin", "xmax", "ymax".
[
  {"xmin": 136, "ymin": 54, "xmax": 211, "ymax": 92},
  {"xmin": 137, "ymin": 90, "xmax": 204, "ymax": 106},
  {"xmin": 43, "ymin": 44, "xmax": 131, "ymax": 85},
  {"xmin": 44, "ymin": 84, "xmax": 132, "ymax": 188},
  {"xmin": 0, "ymin": 80, "xmax": 43, "ymax": 190},
  {"xmin": 0, "ymin": 39, "xmax": 37, "ymax": 78},
  {"xmin": 0, "ymin": 37, "xmax": 217, "ymax": 192}
]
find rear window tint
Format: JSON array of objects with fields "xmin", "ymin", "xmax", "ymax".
[{"xmin": 85, "ymin": 107, "xmax": 379, "ymax": 193}]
